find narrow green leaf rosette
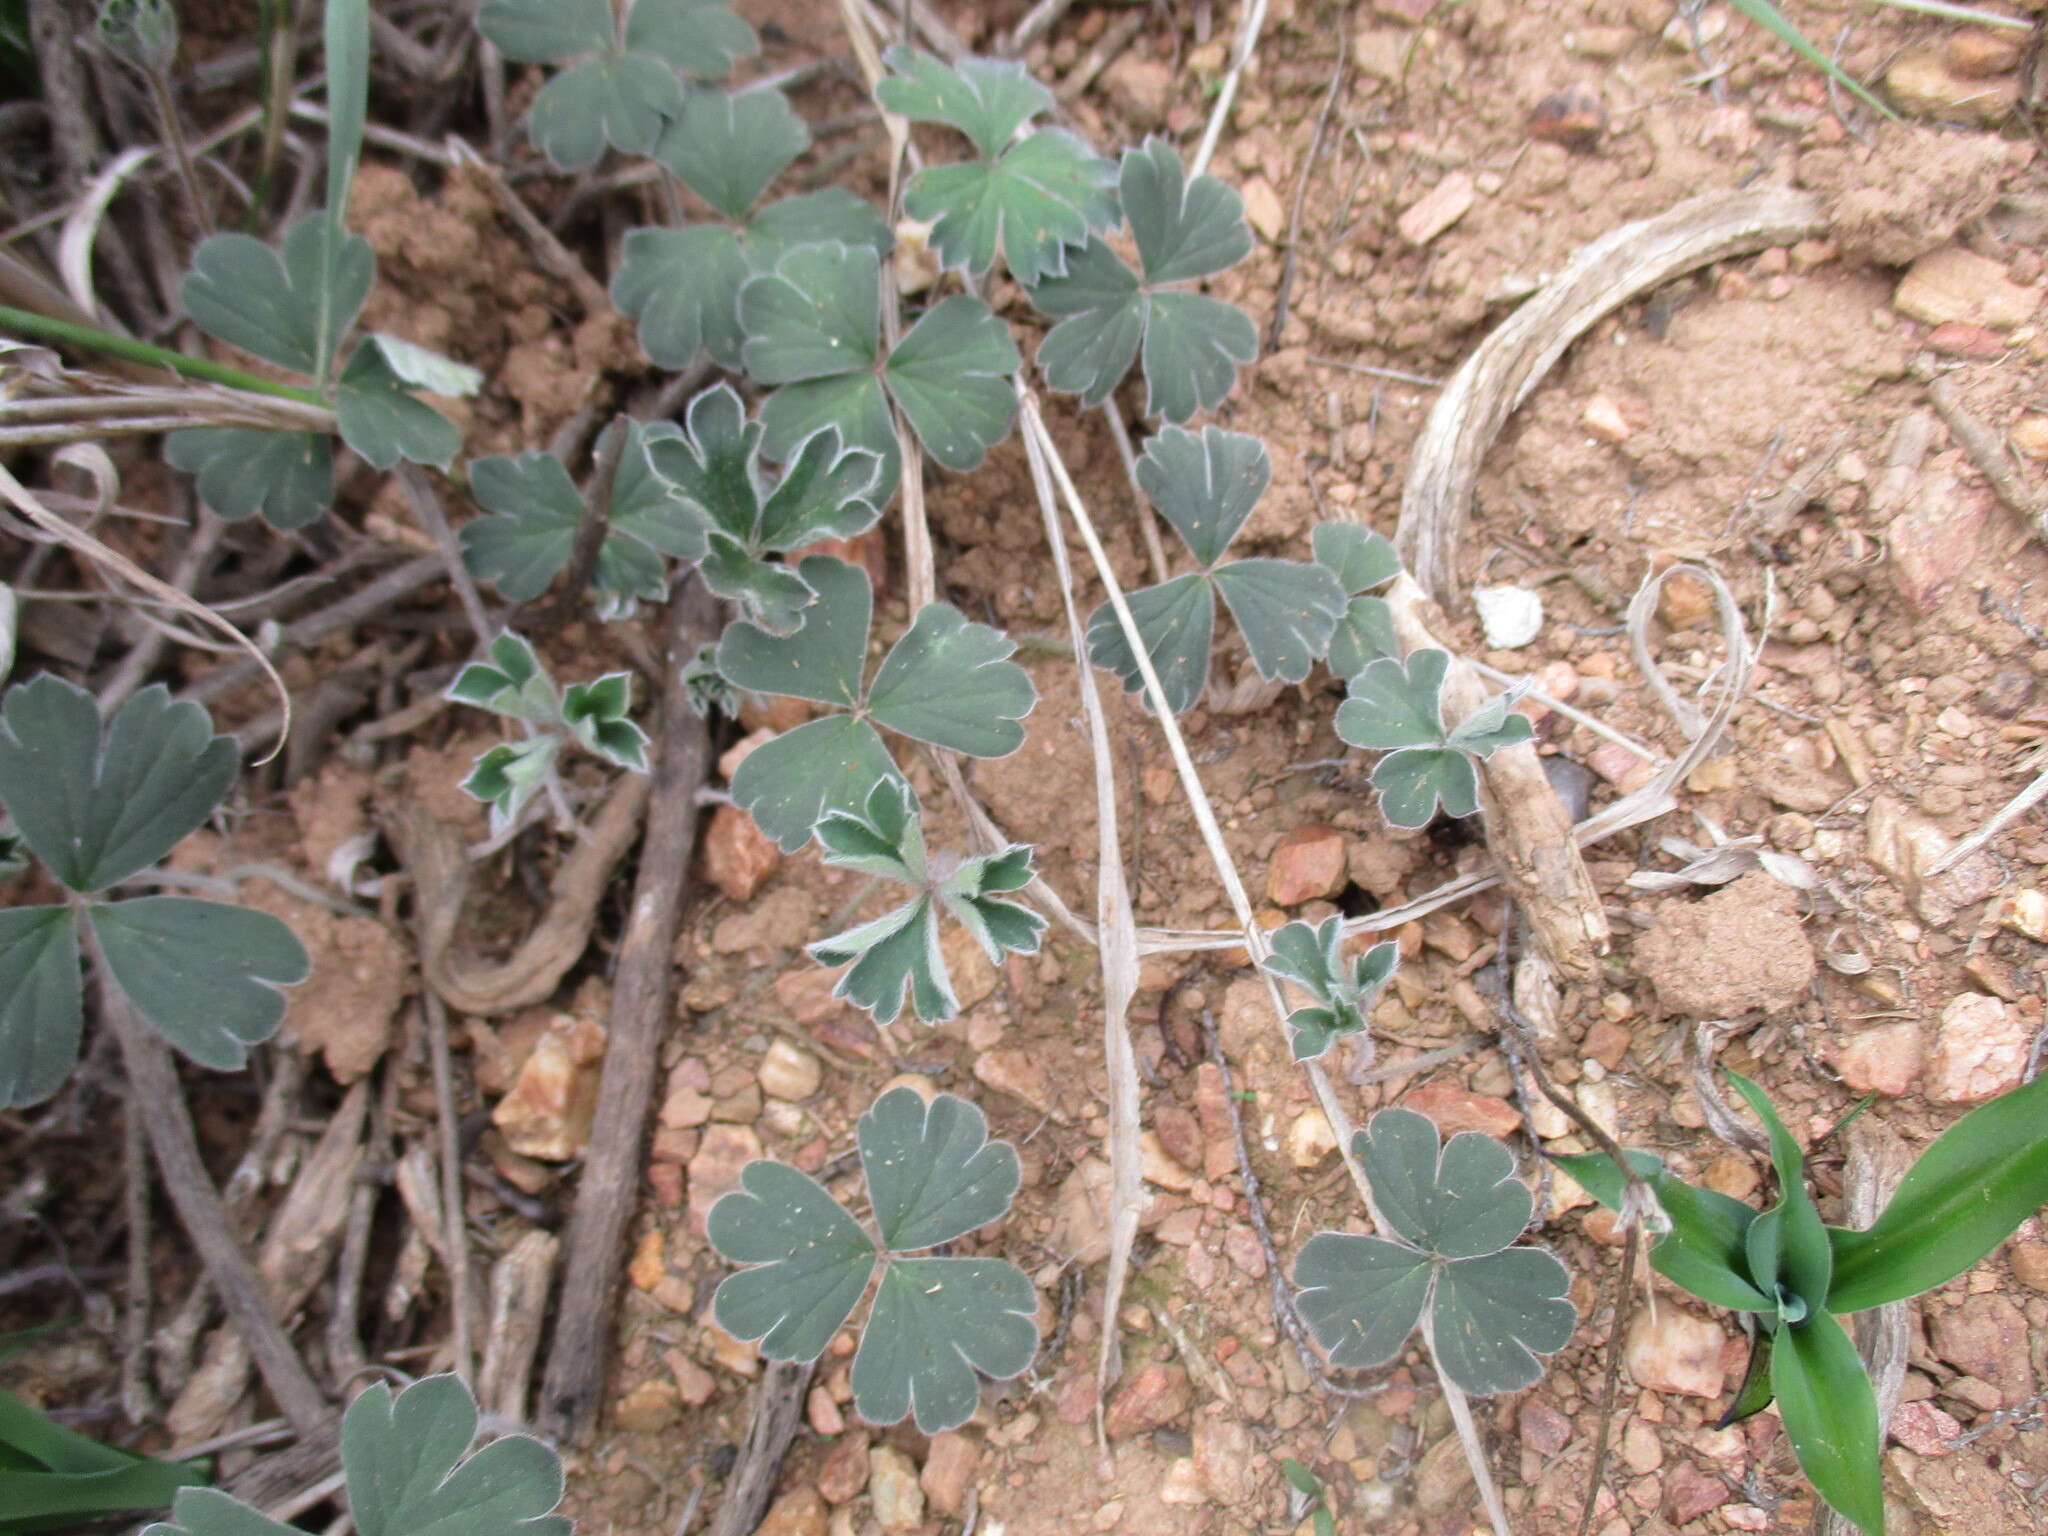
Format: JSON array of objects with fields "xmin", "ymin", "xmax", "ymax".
[
  {"xmin": 145, "ymin": 1374, "xmax": 568, "ymax": 1536},
  {"xmin": 477, "ymin": 0, "xmax": 755, "ymax": 169},
  {"xmin": 1770, "ymin": 1310, "xmax": 1885, "ymax": 1536},
  {"xmin": 1551, "ymin": 1149, "xmax": 1771, "ymax": 1315},
  {"xmin": 1826, "ymin": 1067, "xmax": 2048, "ymax": 1313},
  {"xmin": 1259, "ymin": 915, "xmax": 1399, "ymax": 1061},
  {"xmin": 1311, "ymin": 522, "xmax": 1402, "ymax": 681},
  {"xmin": 740, "ymin": 242, "xmax": 1019, "ymax": 498},
  {"xmin": 165, "ymin": 430, "xmax": 333, "ymax": 532},
  {"xmin": 644, "ymin": 384, "xmax": 882, "ymax": 634},
  {"xmin": 1293, "ymin": 1109, "xmax": 1575, "ymax": 1396},
  {"xmin": 1335, "ymin": 649, "xmax": 1533, "ymax": 828},
  {"xmin": 1085, "ymin": 426, "xmax": 1343, "ymax": 715},
  {"xmin": 708, "ymin": 1089, "xmax": 1036, "ymax": 1435},
  {"xmin": 1026, "ymin": 136, "xmax": 1258, "ymax": 422},
  {"xmin": 0, "ymin": 677, "xmax": 235, "ymax": 895},
  {"xmin": 1727, "ymin": 1070, "xmax": 1832, "ymax": 1325},
  {"xmin": 714, "ymin": 557, "xmax": 1035, "ymax": 851},
  {"xmin": 808, "ymin": 780, "xmax": 1046, "ymax": 1026},
  {"xmin": 89, "ymin": 897, "xmax": 309, "ymax": 1072},
  {"xmin": 460, "ymin": 423, "xmax": 703, "ymax": 607},
  {"xmin": 877, "ymin": 49, "xmax": 1118, "ymax": 287}
]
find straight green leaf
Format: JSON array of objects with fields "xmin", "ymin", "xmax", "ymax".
[
  {"xmin": 321, "ymin": 0, "xmax": 370, "ymax": 381},
  {"xmin": 1771, "ymin": 1311, "xmax": 1885, "ymax": 1535},
  {"xmin": 1728, "ymin": 1072, "xmax": 1831, "ymax": 1310},
  {"xmin": 1553, "ymin": 1151, "xmax": 1772, "ymax": 1313},
  {"xmin": 1726, "ymin": 0, "xmax": 1897, "ymax": 121}
]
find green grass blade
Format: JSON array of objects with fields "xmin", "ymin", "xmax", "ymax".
[
  {"xmin": 1725, "ymin": 0, "xmax": 1899, "ymax": 121},
  {"xmin": 317, "ymin": 0, "xmax": 370, "ymax": 384}
]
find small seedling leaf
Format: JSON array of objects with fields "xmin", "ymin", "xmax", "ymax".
[
  {"xmin": 562, "ymin": 674, "xmax": 648, "ymax": 770},
  {"xmin": 340, "ymin": 1374, "xmax": 568, "ymax": 1536},
  {"xmin": 875, "ymin": 48, "xmax": 1052, "ymax": 157},
  {"xmin": 707, "ymin": 1160, "xmax": 877, "ymax": 1360},
  {"xmin": 474, "ymin": 0, "xmax": 610, "ymax": 62},
  {"xmin": 89, "ymin": 897, "xmax": 309, "ymax": 1071},
  {"xmin": 144, "ymin": 1487, "xmax": 300, "ymax": 1536},
  {"xmin": 360, "ymin": 334, "xmax": 482, "ymax": 397},
  {"xmin": 1552, "ymin": 1150, "xmax": 1771, "ymax": 1314},
  {"xmin": 1084, "ymin": 572, "xmax": 1214, "ymax": 717},
  {"xmin": 0, "ymin": 906, "xmax": 81, "ymax": 1111},
  {"xmin": 1444, "ymin": 690, "xmax": 1534, "ymax": 758},
  {"xmin": 1138, "ymin": 424, "xmax": 1269, "ymax": 568},
  {"xmin": 814, "ymin": 773, "xmax": 925, "ymax": 883},
  {"xmin": 165, "ymin": 430, "xmax": 332, "ymax": 532},
  {"xmin": 530, "ymin": 53, "xmax": 682, "ymax": 167},
  {"xmin": 1827, "ymin": 1068, "xmax": 2048, "ymax": 1313},
  {"xmin": 1260, "ymin": 916, "xmax": 1398, "ymax": 1061},
  {"xmin": 1328, "ymin": 594, "xmax": 1398, "ymax": 681},
  {"xmin": 853, "ymin": 1257, "xmax": 1038, "ymax": 1433},
  {"xmin": 1336, "ymin": 650, "xmax": 1449, "ymax": 751},
  {"xmin": 182, "ymin": 215, "xmax": 372, "ymax": 378},
  {"xmin": 701, "ymin": 537, "xmax": 816, "ymax": 637},
  {"xmin": 623, "ymin": 0, "xmax": 756, "ymax": 81},
  {"xmin": 1211, "ymin": 559, "xmax": 1346, "ymax": 688},
  {"xmin": 446, "ymin": 632, "xmax": 560, "ymax": 723},
  {"xmin": 809, "ymin": 896, "xmax": 952, "ymax": 1024},
  {"xmin": 861, "ymin": 1085, "xmax": 1022, "ymax": 1248},
  {"xmin": 882, "ymin": 295, "xmax": 1021, "ymax": 473},
  {"xmin": 1371, "ymin": 747, "xmax": 1480, "ymax": 828},
  {"xmin": 1769, "ymin": 1309, "xmax": 1885, "ymax": 1536},
  {"xmin": 655, "ymin": 86, "xmax": 807, "ymax": 222},
  {"xmin": 1338, "ymin": 650, "xmax": 1517, "ymax": 827},
  {"xmin": 611, "ymin": 224, "xmax": 751, "ymax": 370},
  {"xmin": 1121, "ymin": 135, "xmax": 1253, "ymax": 286},
  {"xmin": 462, "ymin": 738, "xmax": 561, "ymax": 837},
  {"xmin": 1295, "ymin": 1109, "xmax": 1574, "ymax": 1396},
  {"xmin": 0, "ymin": 677, "xmax": 235, "ymax": 894},
  {"xmin": 865, "ymin": 601, "xmax": 1034, "ymax": 757},
  {"xmin": 334, "ymin": 345, "xmax": 461, "ymax": 470},
  {"xmin": 1312, "ymin": 522, "xmax": 1402, "ymax": 596}
]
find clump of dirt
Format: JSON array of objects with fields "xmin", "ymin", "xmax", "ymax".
[
  {"xmin": 1633, "ymin": 870, "xmax": 1817, "ymax": 1017},
  {"xmin": 1797, "ymin": 123, "xmax": 2035, "ymax": 266},
  {"xmin": 239, "ymin": 882, "xmax": 412, "ymax": 1083}
]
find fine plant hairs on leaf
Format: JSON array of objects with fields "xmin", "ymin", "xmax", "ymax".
[
  {"xmin": 1025, "ymin": 136, "xmax": 1260, "ymax": 423},
  {"xmin": 1334, "ymin": 648, "xmax": 1534, "ymax": 828},
  {"xmin": 612, "ymin": 86, "xmax": 892, "ymax": 371},
  {"xmin": 875, "ymin": 48, "xmax": 1119, "ymax": 288},
  {"xmin": 738, "ymin": 240, "xmax": 1022, "ymax": 499},
  {"xmin": 1559, "ymin": 1067, "xmax": 2048, "ymax": 1536},
  {"xmin": 1259, "ymin": 916, "xmax": 1399, "ymax": 1061},
  {"xmin": 446, "ymin": 632, "xmax": 650, "ymax": 835},
  {"xmin": 807, "ymin": 778, "xmax": 1047, "ymax": 1025},
  {"xmin": 143, "ymin": 1372, "xmax": 569, "ymax": 1536},
  {"xmin": 460, "ymin": 419, "xmax": 706, "ymax": 612},
  {"xmin": 1085, "ymin": 425, "xmax": 1345, "ymax": 715},
  {"xmin": 1293, "ymin": 1108, "xmax": 1575, "ymax": 1397},
  {"xmin": 0, "ymin": 676, "xmax": 309, "ymax": 1108},
  {"xmin": 1312, "ymin": 522, "xmax": 1402, "ymax": 680},
  {"xmin": 712, "ymin": 556, "xmax": 1037, "ymax": 851},
  {"xmin": 644, "ymin": 384, "xmax": 885, "ymax": 635},
  {"xmin": 476, "ymin": 0, "xmax": 756, "ymax": 169},
  {"xmin": 708, "ymin": 1087, "xmax": 1039, "ymax": 1434}
]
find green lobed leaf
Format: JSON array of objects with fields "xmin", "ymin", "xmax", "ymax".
[
  {"xmin": 446, "ymin": 632, "xmax": 560, "ymax": 724},
  {"xmin": 865, "ymin": 601, "xmax": 1034, "ymax": 757},
  {"xmin": 809, "ymin": 897, "xmax": 950, "ymax": 1025},
  {"xmin": 1138, "ymin": 424, "xmax": 1268, "ymax": 568},
  {"xmin": 623, "ymin": 0, "xmax": 756, "ymax": 81},
  {"xmin": 860, "ymin": 1085, "xmax": 1022, "ymax": 1249},
  {"xmin": 814, "ymin": 775, "xmax": 924, "ymax": 884},
  {"xmin": 1312, "ymin": 522, "xmax": 1402, "ymax": 595},
  {"xmin": 1771, "ymin": 1311, "xmax": 1885, "ymax": 1536},
  {"xmin": 740, "ymin": 240, "xmax": 882, "ymax": 385},
  {"xmin": 0, "ymin": 906, "xmax": 81, "ymax": 1111},
  {"xmin": 1328, "ymin": 594, "xmax": 1398, "ymax": 681},
  {"xmin": 1370, "ymin": 747, "xmax": 1480, "ymax": 829},
  {"xmin": 1120, "ymin": 135, "xmax": 1253, "ymax": 285},
  {"xmin": 701, "ymin": 537, "xmax": 816, "ymax": 637},
  {"xmin": 1552, "ymin": 1150, "xmax": 1772, "ymax": 1314},
  {"xmin": 1445, "ymin": 692, "xmax": 1535, "ymax": 758},
  {"xmin": 728, "ymin": 714, "xmax": 900, "ymax": 854},
  {"xmin": 758, "ymin": 373, "xmax": 898, "ymax": 496},
  {"xmin": 1336, "ymin": 650, "xmax": 1449, "ymax": 751},
  {"xmin": 901, "ymin": 129, "xmax": 1118, "ymax": 287},
  {"xmin": 342, "ymin": 1374, "xmax": 568, "ymax": 1536},
  {"xmin": 474, "ymin": 0, "xmax": 610, "ymax": 63},
  {"xmin": 875, "ymin": 48, "xmax": 1053, "ymax": 158},
  {"xmin": 1084, "ymin": 573, "xmax": 1214, "ymax": 717},
  {"xmin": 561, "ymin": 674, "xmax": 648, "ymax": 770},
  {"xmin": 611, "ymin": 224, "xmax": 750, "ymax": 370},
  {"xmin": 181, "ymin": 215, "xmax": 372, "ymax": 379},
  {"xmin": 715, "ymin": 555, "xmax": 869, "ymax": 710},
  {"xmin": 655, "ymin": 86, "xmax": 807, "ymax": 222},
  {"xmin": 0, "ymin": 676, "xmax": 235, "ymax": 894},
  {"xmin": 1360, "ymin": 1108, "xmax": 1532, "ymax": 1259},
  {"xmin": 461, "ymin": 738, "xmax": 561, "ymax": 837},
  {"xmin": 937, "ymin": 844, "xmax": 1045, "ymax": 968},
  {"xmin": 89, "ymin": 897, "xmax": 308, "ymax": 1072},
  {"xmin": 334, "ymin": 345, "xmax": 461, "ymax": 470},
  {"xmin": 851, "ymin": 1257, "xmax": 1038, "ymax": 1433},
  {"xmin": 1211, "ymin": 559, "xmax": 1346, "ymax": 687},
  {"xmin": 1141, "ymin": 289, "xmax": 1259, "ymax": 424},
  {"xmin": 1260, "ymin": 916, "xmax": 1398, "ymax": 1062},
  {"xmin": 744, "ymin": 189, "xmax": 894, "ymax": 268},
  {"xmin": 1828, "ymin": 1067, "xmax": 2048, "ymax": 1312},
  {"xmin": 1728, "ymin": 1072, "xmax": 1831, "ymax": 1311},
  {"xmin": 525, "ymin": 53, "xmax": 683, "ymax": 168},
  {"xmin": 1027, "ymin": 238, "xmax": 1144, "ymax": 409},
  {"xmin": 882, "ymin": 294, "xmax": 1021, "ymax": 473},
  {"xmin": 708, "ymin": 1159, "xmax": 876, "ymax": 1361},
  {"xmin": 165, "ymin": 430, "xmax": 332, "ymax": 532},
  {"xmin": 145, "ymin": 1487, "xmax": 299, "ymax": 1536},
  {"xmin": 1292, "ymin": 1232, "xmax": 1434, "ymax": 1371},
  {"xmin": 1429, "ymin": 1243, "xmax": 1576, "ymax": 1396}
]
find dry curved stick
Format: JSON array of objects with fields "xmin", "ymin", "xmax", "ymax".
[
  {"xmin": 1395, "ymin": 186, "xmax": 1827, "ymax": 601},
  {"xmin": 386, "ymin": 775, "xmax": 649, "ymax": 1017}
]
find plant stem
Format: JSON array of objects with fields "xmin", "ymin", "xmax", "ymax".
[
  {"xmin": 140, "ymin": 67, "xmax": 214, "ymax": 236},
  {"xmin": 0, "ymin": 304, "xmax": 323, "ymax": 405}
]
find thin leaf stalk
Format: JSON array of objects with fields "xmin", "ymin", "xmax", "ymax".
[{"xmin": 0, "ymin": 304, "xmax": 327, "ymax": 405}]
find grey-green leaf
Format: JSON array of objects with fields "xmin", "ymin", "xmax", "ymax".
[
  {"xmin": 611, "ymin": 224, "xmax": 750, "ymax": 370},
  {"xmin": 1336, "ymin": 650, "xmax": 1448, "ymax": 751},
  {"xmin": 1359, "ymin": 1109, "xmax": 1535, "ymax": 1259},
  {"xmin": 728, "ymin": 714, "xmax": 899, "ymax": 853},
  {"xmin": 900, "ymin": 129, "xmax": 1118, "ymax": 287},
  {"xmin": 1328, "ymin": 594, "xmax": 1399, "ymax": 681},
  {"xmin": 182, "ymin": 215, "xmax": 372, "ymax": 378},
  {"xmin": 851, "ymin": 1257, "xmax": 1038, "ymax": 1433},
  {"xmin": 860, "ymin": 1087, "xmax": 1021, "ymax": 1250},
  {"xmin": 707, "ymin": 1159, "xmax": 876, "ymax": 1361},
  {"xmin": 1137, "ymin": 424, "xmax": 1269, "ymax": 568},
  {"xmin": 809, "ymin": 896, "xmax": 951, "ymax": 1025},
  {"xmin": 1084, "ymin": 573, "xmax": 1214, "ymax": 717},
  {"xmin": 1210, "ymin": 558, "xmax": 1346, "ymax": 686},
  {"xmin": 1027, "ymin": 237, "xmax": 1144, "ymax": 409},
  {"xmin": 342, "ymin": 1374, "xmax": 569, "ymax": 1536},
  {"xmin": 1372, "ymin": 746, "xmax": 1480, "ymax": 828},
  {"xmin": 882, "ymin": 295, "xmax": 1021, "ymax": 473},
  {"xmin": 0, "ymin": 906, "xmax": 81, "ymax": 1110},
  {"xmin": 1140, "ymin": 289, "xmax": 1258, "ymax": 423},
  {"xmin": 525, "ymin": 54, "xmax": 682, "ymax": 169},
  {"xmin": 875, "ymin": 48, "xmax": 1052, "ymax": 159},
  {"xmin": 460, "ymin": 446, "xmax": 676, "ymax": 605},
  {"xmin": 740, "ymin": 241, "xmax": 882, "ymax": 385},
  {"xmin": 866, "ymin": 602, "xmax": 1034, "ymax": 758},
  {"xmin": 715, "ymin": 555, "xmax": 869, "ymax": 709},
  {"xmin": 146, "ymin": 1486, "xmax": 301, "ymax": 1536},
  {"xmin": 623, "ymin": 0, "xmax": 756, "ymax": 81},
  {"xmin": 656, "ymin": 86, "xmax": 807, "ymax": 222},
  {"xmin": 0, "ymin": 676, "xmax": 235, "ymax": 893},
  {"xmin": 1292, "ymin": 1232, "xmax": 1433, "ymax": 1370},
  {"xmin": 1120, "ymin": 135, "xmax": 1253, "ymax": 285},
  {"xmin": 746, "ymin": 190, "xmax": 894, "ymax": 268},
  {"xmin": 90, "ymin": 897, "xmax": 308, "ymax": 1071},
  {"xmin": 335, "ymin": 345, "xmax": 461, "ymax": 470},
  {"xmin": 165, "ymin": 430, "xmax": 332, "ymax": 532},
  {"xmin": 1429, "ymin": 1244, "xmax": 1575, "ymax": 1396},
  {"xmin": 474, "ymin": 0, "xmax": 610, "ymax": 62},
  {"xmin": 1313, "ymin": 522, "xmax": 1403, "ymax": 595}
]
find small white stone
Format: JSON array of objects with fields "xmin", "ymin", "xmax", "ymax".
[
  {"xmin": 757, "ymin": 1038, "xmax": 822, "ymax": 1101},
  {"xmin": 1473, "ymin": 585, "xmax": 1544, "ymax": 649}
]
